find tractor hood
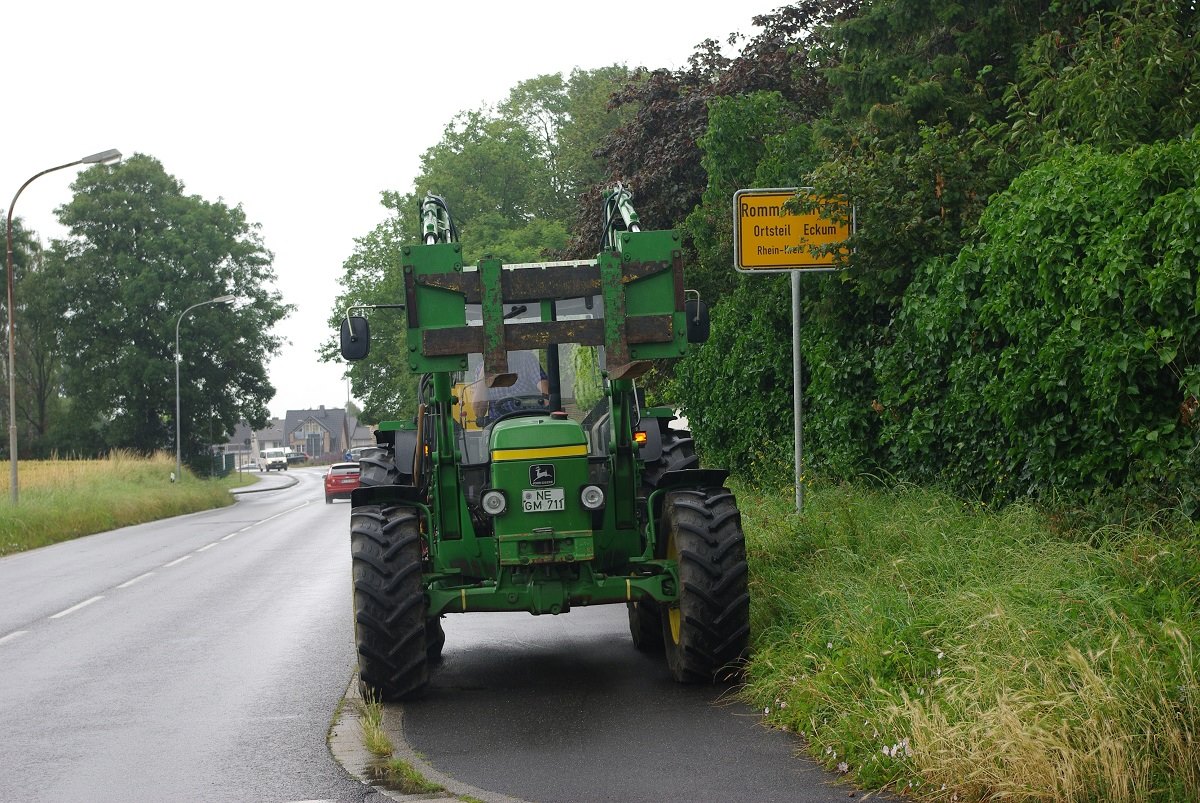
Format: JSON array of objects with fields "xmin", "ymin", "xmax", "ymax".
[{"xmin": 489, "ymin": 416, "xmax": 587, "ymax": 461}]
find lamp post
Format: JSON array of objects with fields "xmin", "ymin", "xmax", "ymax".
[
  {"xmin": 175, "ymin": 295, "xmax": 236, "ymax": 482},
  {"xmin": 5, "ymin": 148, "xmax": 122, "ymax": 504}
]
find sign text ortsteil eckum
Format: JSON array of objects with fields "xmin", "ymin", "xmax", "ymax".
[{"xmin": 734, "ymin": 189, "xmax": 853, "ymax": 271}]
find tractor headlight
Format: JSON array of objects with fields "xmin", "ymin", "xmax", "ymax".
[
  {"xmin": 580, "ymin": 485, "xmax": 605, "ymax": 510},
  {"xmin": 482, "ymin": 490, "xmax": 507, "ymax": 516}
]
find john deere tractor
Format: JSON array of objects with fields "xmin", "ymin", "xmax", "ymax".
[{"xmin": 339, "ymin": 188, "xmax": 749, "ymax": 700}]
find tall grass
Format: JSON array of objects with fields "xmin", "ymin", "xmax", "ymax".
[
  {"xmin": 0, "ymin": 451, "xmax": 234, "ymax": 556},
  {"xmin": 737, "ymin": 479, "xmax": 1199, "ymax": 802}
]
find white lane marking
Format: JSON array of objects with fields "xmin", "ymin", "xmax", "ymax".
[
  {"xmin": 50, "ymin": 596, "xmax": 104, "ymax": 619},
  {"xmin": 111, "ymin": 501, "xmax": 309, "ymax": 583},
  {"xmin": 117, "ymin": 572, "xmax": 155, "ymax": 589},
  {"xmin": 0, "ymin": 630, "xmax": 29, "ymax": 645},
  {"xmin": 261, "ymin": 502, "xmax": 310, "ymax": 523}
]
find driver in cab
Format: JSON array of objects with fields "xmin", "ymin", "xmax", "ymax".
[{"xmin": 471, "ymin": 350, "xmax": 549, "ymax": 426}]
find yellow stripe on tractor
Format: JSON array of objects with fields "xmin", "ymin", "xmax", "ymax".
[{"xmin": 491, "ymin": 444, "xmax": 588, "ymax": 462}]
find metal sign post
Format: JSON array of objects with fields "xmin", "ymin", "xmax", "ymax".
[{"xmin": 734, "ymin": 188, "xmax": 854, "ymax": 513}]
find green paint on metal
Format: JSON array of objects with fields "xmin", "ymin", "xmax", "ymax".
[
  {"xmin": 489, "ymin": 417, "xmax": 585, "ymax": 452},
  {"xmin": 425, "ymin": 564, "xmax": 678, "ymax": 617}
]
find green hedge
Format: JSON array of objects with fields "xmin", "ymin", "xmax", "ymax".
[
  {"xmin": 677, "ymin": 138, "xmax": 1200, "ymax": 510},
  {"xmin": 879, "ymin": 138, "xmax": 1200, "ymax": 508}
]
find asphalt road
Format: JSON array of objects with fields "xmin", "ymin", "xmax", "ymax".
[
  {"xmin": 0, "ymin": 468, "xmax": 383, "ymax": 803},
  {"xmin": 402, "ymin": 608, "xmax": 852, "ymax": 803},
  {"xmin": 1, "ymin": 468, "xmax": 854, "ymax": 802}
]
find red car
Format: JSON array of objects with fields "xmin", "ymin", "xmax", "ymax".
[{"xmin": 324, "ymin": 462, "xmax": 361, "ymax": 503}]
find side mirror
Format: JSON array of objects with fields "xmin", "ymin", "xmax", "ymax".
[
  {"xmin": 685, "ymin": 299, "xmax": 710, "ymax": 344},
  {"xmin": 340, "ymin": 316, "xmax": 371, "ymax": 361}
]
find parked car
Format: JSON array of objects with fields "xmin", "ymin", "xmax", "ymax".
[{"xmin": 324, "ymin": 462, "xmax": 361, "ymax": 503}]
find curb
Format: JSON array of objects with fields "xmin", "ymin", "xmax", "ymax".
[
  {"xmin": 328, "ymin": 673, "xmax": 531, "ymax": 803},
  {"xmin": 229, "ymin": 473, "xmax": 300, "ymax": 495}
]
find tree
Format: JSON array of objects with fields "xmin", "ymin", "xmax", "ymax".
[
  {"xmin": 569, "ymin": 4, "xmax": 849, "ymax": 258},
  {"xmin": 325, "ymin": 67, "xmax": 633, "ymax": 418},
  {"xmin": 322, "ymin": 191, "xmax": 421, "ymax": 425},
  {"xmin": 0, "ymin": 217, "xmax": 62, "ymax": 456},
  {"xmin": 46, "ymin": 154, "xmax": 290, "ymax": 459},
  {"xmin": 498, "ymin": 67, "xmax": 635, "ymax": 224},
  {"xmin": 1005, "ymin": 0, "xmax": 1200, "ymax": 160}
]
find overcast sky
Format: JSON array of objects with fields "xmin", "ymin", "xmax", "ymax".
[{"xmin": 4, "ymin": 1, "xmax": 766, "ymax": 420}]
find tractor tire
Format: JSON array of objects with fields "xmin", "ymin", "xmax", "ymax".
[
  {"xmin": 351, "ymin": 504, "xmax": 430, "ymax": 701},
  {"xmin": 660, "ymin": 488, "xmax": 750, "ymax": 683},
  {"xmin": 358, "ymin": 447, "xmax": 401, "ymax": 488},
  {"xmin": 641, "ymin": 428, "xmax": 699, "ymax": 491},
  {"xmin": 627, "ymin": 597, "xmax": 664, "ymax": 652}
]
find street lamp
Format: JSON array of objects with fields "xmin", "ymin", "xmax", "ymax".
[
  {"xmin": 175, "ymin": 295, "xmax": 236, "ymax": 482},
  {"xmin": 5, "ymin": 148, "xmax": 122, "ymax": 504}
]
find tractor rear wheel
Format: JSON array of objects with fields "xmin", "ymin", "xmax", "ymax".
[
  {"xmin": 358, "ymin": 446, "xmax": 402, "ymax": 488},
  {"xmin": 633, "ymin": 424, "xmax": 699, "ymax": 653},
  {"xmin": 660, "ymin": 488, "xmax": 750, "ymax": 683},
  {"xmin": 351, "ymin": 504, "xmax": 429, "ymax": 700},
  {"xmin": 640, "ymin": 427, "xmax": 699, "ymax": 491}
]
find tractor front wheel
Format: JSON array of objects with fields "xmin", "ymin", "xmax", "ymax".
[
  {"xmin": 426, "ymin": 616, "xmax": 446, "ymax": 662},
  {"xmin": 351, "ymin": 504, "xmax": 429, "ymax": 700},
  {"xmin": 627, "ymin": 597, "xmax": 664, "ymax": 652},
  {"xmin": 661, "ymin": 488, "xmax": 750, "ymax": 683}
]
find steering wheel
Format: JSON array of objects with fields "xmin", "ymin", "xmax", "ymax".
[{"xmin": 481, "ymin": 395, "xmax": 549, "ymax": 427}]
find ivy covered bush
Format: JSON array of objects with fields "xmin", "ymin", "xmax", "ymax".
[
  {"xmin": 672, "ymin": 275, "xmax": 796, "ymax": 485},
  {"xmin": 878, "ymin": 138, "xmax": 1200, "ymax": 508}
]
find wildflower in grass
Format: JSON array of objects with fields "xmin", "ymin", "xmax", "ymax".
[{"xmin": 837, "ymin": 761, "xmax": 849, "ymax": 774}]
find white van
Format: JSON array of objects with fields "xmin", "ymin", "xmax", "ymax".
[{"xmin": 259, "ymin": 447, "xmax": 289, "ymax": 472}]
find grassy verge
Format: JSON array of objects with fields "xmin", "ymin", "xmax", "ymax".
[
  {"xmin": 0, "ymin": 451, "xmax": 240, "ymax": 556},
  {"xmin": 356, "ymin": 695, "xmax": 445, "ymax": 795},
  {"xmin": 736, "ymin": 479, "xmax": 1199, "ymax": 802}
]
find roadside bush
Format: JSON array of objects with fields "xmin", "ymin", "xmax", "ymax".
[
  {"xmin": 672, "ymin": 276, "xmax": 794, "ymax": 484},
  {"xmin": 878, "ymin": 138, "xmax": 1200, "ymax": 509}
]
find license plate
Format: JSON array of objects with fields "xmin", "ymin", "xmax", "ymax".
[{"xmin": 522, "ymin": 488, "xmax": 565, "ymax": 512}]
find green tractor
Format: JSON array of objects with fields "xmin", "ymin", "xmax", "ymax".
[{"xmin": 339, "ymin": 188, "xmax": 749, "ymax": 700}]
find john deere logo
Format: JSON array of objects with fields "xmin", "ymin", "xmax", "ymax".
[{"xmin": 529, "ymin": 464, "xmax": 555, "ymax": 487}]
